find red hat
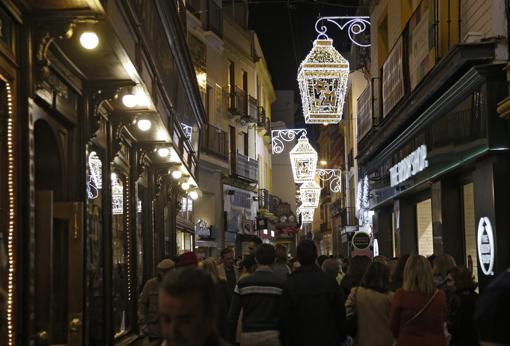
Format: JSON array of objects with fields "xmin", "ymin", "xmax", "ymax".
[{"xmin": 177, "ymin": 252, "xmax": 198, "ymax": 267}]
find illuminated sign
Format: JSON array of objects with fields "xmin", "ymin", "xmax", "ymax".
[
  {"xmin": 477, "ymin": 217, "xmax": 495, "ymax": 276},
  {"xmin": 373, "ymin": 238, "xmax": 379, "ymax": 257},
  {"xmin": 352, "ymin": 231, "xmax": 371, "ymax": 251},
  {"xmin": 389, "ymin": 145, "xmax": 428, "ymax": 187}
]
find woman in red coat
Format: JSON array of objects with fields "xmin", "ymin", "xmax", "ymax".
[{"xmin": 390, "ymin": 255, "xmax": 448, "ymax": 346}]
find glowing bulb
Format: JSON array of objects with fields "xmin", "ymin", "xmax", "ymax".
[
  {"xmin": 122, "ymin": 94, "xmax": 137, "ymax": 108},
  {"xmin": 320, "ymin": 160, "xmax": 327, "ymax": 166},
  {"xmin": 171, "ymin": 170, "xmax": 182, "ymax": 180},
  {"xmin": 80, "ymin": 31, "xmax": 99, "ymax": 50},
  {"xmin": 189, "ymin": 190, "xmax": 199, "ymax": 200},
  {"xmin": 158, "ymin": 148, "xmax": 170, "ymax": 157},
  {"xmin": 181, "ymin": 182, "xmax": 190, "ymax": 191},
  {"xmin": 135, "ymin": 88, "xmax": 150, "ymax": 107},
  {"xmin": 111, "ymin": 172, "xmax": 117, "ymax": 182},
  {"xmin": 137, "ymin": 119, "xmax": 152, "ymax": 131}
]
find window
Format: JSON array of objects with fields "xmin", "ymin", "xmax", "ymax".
[
  {"xmin": 243, "ymin": 132, "xmax": 249, "ymax": 156},
  {"xmin": 416, "ymin": 199, "xmax": 433, "ymax": 256},
  {"xmin": 378, "ymin": 14, "xmax": 389, "ymax": 67},
  {"xmin": 136, "ymin": 184, "xmax": 144, "ymax": 287},
  {"xmin": 0, "ymin": 80, "xmax": 8, "ymax": 345},
  {"xmin": 462, "ymin": 183, "xmax": 478, "ymax": 281}
]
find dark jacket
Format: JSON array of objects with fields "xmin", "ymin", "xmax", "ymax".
[
  {"xmin": 137, "ymin": 277, "xmax": 161, "ymax": 337},
  {"xmin": 447, "ymin": 288, "xmax": 478, "ymax": 346},
  {"xmin": 226, "ymin": 268, "xmax": 283, "ymax": 342},
  {"xmin": 280, "ymin": 265, "xmax": 346, "ymax": 346},
  {"xmin": 216, "ymin": 279, "xmax": 231, "ymax": 338}
]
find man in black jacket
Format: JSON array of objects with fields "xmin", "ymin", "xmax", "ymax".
[
  {"xmin": 227, "ymin": 244, "xmax": 283, "ymax": 346},
  {"xmin": 280, "ymin": 240, "xmax": 347, "ymax": 346}
]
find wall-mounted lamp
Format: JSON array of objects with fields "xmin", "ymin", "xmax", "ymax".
[{"xmin": 79, "ymin": 31, "xmax": 99, "ymax": 49}]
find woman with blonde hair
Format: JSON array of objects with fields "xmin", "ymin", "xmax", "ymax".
[
  {"xmin": 432, "ymin": 254, "xmax": 457, "ymax": 288},
  {"xmin": 390, "ymin": 255, "xmax": 448, "ymax": 346}
]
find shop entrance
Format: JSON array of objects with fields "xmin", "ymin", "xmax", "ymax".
[
  {"xmin": 33, "ymin": 120, "xmax": 84, "ymax": 346},
  {"xmin": 416, "ymin": 198, "xmax": 433, "ymax": 256}
]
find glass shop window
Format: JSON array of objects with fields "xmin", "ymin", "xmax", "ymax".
[
  {"xmin": 179, "ymin": 197, "xmax": 193, "ymax": 221},
  {"xmin": 416, "ymin": 199, "xmax": 433, "ymax": 256},
  {"xmin": 176, "ymin": 230, "xmax": 194, "ymax": 255},
  {"xmin": 136, "ymin": 184, "xmax": 144, "ymax": 287},
  {"xmin": 0, "ymin": 80, "xmax": 8, "ymax": 345},
  {"xmin": 111, "ymin": 173, "xmax": 131, "ymax": 337},
  {"xmin": 463, "ymin": 183, "xmax": 478, "ymax": 280}
]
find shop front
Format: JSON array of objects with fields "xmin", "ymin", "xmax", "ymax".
[{"xmin": 365, "ymin": 65, "xmax": 510, "ymax": 288}]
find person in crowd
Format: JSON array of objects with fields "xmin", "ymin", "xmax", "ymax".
[
  {"xmin": 317, "ymin": 255, "xmax": 328, "ymax": 268},
  {"xmin": 158, "ymin": 267, "xmax": 230, "ymax": 346},
  {"xmin": 340, "ymin": 255, "xmax": 371, "ymax": 298},
  {"xmin": 390, "ymin": 255, "xmax": 448, "ymax": 346},
  {"xmin": 373, "ymin": 255, "xmax": 389, "ymax": 265},
  {"xmin": 432, "ymin": 254, "xmax": 456, "ymax": 289},
  {"xmin": 475, "ymin": 269, "xmax": 510, "ymax": 346},
  {"xmin": 200, "ymin": 258, "xmax": 232, "ymax": 339},
  {"xmin": 272, "ymin": 244, "xmax": 291, "ymax": 282},
  {"xmin": 289, "ymin": 257, "xmax": 300, "ymax": 272},
  {"xmin": 345, "ymin": 261, "xmax": 394, "ymax": 346},
  {"xmin": 218, "ymin": 247, "xmax": 238, "ymax": 298},
  {"xmin": 138, "ymin": 259, "xmax": 175, "ymax": 344},
  {"xmin": 176, "ymin": 251, "xmax": 199, "ymax": 268},
  {"xmin": 390, "ymin": 254, "xmax": 410, "ymax": 291},
  {"xmin": 280, "ymin": 240, "xmax": 346, "ymax": 346},
  {"xmin": 427, "ymin": 254, "xmax": 436, "ymax": 268},
  {"xmin": 246, "ymin": 236, "xmax": 263, "ymax": 255},
  {"xmin": 445, "ymin": 266, "xmax": 478, "ymax": 346},
  {"xmin": 227, "ymin": 244, "xmax": 283, "ymax": 346},
  {"xmin": 239, "ymin": 254, "xmax": 257, "ymax": 278},
  {"xmin": 321, "ymin": 258, "xmax": 340, "ymax": 284}
]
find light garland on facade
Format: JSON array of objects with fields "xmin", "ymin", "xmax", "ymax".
[
  {"xmin": 125, "ymin": 177, "xmax": 133, "ymax": 301},
  {"xmin": 289, "ymin": 135, "xmax": 318, "ymax": 183},
  {"xmin": 87, "ymin": 151, "xmax": 102, "ymax": 199},
  {"xmin": 4, "ymin": 78, "xmax": 15, "ymax": 346},
  {"xmin": 297, "ymin": 39, "xmax": 350, "ymax": 124},
  {"xmin": 299, "ymin": 181, "xmax": 322, "ymax": 208}
]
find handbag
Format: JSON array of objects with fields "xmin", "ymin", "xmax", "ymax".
[
  {"xmin": 345, "ymin": 287, "xmax": 359, "ymax": 337},
  {"xmin": 404, "ymin": 289, "xmax": 439, "ymax": 326}
]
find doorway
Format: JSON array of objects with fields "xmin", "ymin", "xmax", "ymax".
[{"xmin": 33, "ymin": 119, "xmax": 84, "ymax": 346}]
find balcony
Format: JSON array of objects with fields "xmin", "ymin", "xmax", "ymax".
[
  {"xmin": 205, "ymin": 0, "xmax": 223, "ymax": 37},
  {"xmin": 248, "ymin": 96, "xmax": 258, "ymax": 122},
  {"xmin": 200, "ymin": 124, "xmax": 228, "ymax": 160},
  {"xmin": 228, "ymin": 86, "xmax": 247, "ymax": 118},
  {"xmin": 231, "ymin": 151, "xmax": 258, "ymax": 183},
  {"xmin": 340, "ymin": 207, "xmax": 357, "ymax": 227},
  {"xmin": 257, "ymin": 106, "xmax": 271, "ymax": 136}
]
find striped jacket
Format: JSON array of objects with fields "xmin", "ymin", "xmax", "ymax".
[{"xmin": 226, "ymin": 267, "xmax": 284, "ymax": 342}]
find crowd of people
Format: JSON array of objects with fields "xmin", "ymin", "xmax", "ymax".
[{"xmin": 137, "ymin": 238, "xmax": 510, "ymax": 346}]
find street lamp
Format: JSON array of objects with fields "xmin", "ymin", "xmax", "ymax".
[
  {"xmin": 297, "ymin": 206, "xmax": 315, "ymax": 224},
  {"xmin": 289, "ymin": 135, "xmax": 318, "ymax": 183},
  {"xmin": 299, "ymin": 180, "xmax": 321, "ymax": 208}
]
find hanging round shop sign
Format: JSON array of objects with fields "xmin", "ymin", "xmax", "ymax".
[
  {"xmin": 477, "ymin": 217, "xmax": 495, "ymax": 276},
  {"xmin": 352, "ymin": 231, "xmax": 371, "ymax": 251}
]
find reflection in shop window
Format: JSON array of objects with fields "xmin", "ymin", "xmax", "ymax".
[
  {"xmin": 111, "ymin": 173, "xmax": 131, "ymax": 337},
  {"xmin": 179, "ymin": 197, "xmax": 193, "ymax": 221},
  {"xmin": 176, "ymin": 229, "xmax": 194, "ymax": 255}
]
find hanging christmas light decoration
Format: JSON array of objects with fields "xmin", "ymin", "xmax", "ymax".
[
  {"xmin": 299, "ymin": 180, "xmax": 322, "ymax": 208},
  {"xmin": 297, "ymin": 206, "xmax": 315, "ymax": 224},
  {"xmin": 297, "ymin": 38, "xmax": 350, "ymax": 124},
  {"xmin": 289, "ymin": 135, "xmax": 318, "ymax": 183},
  {"xmin": 111, "ymin": 173, "xmax": 124, "ymax": 215}
]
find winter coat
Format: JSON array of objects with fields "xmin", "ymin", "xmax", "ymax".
[
  {"xmin": 447, "ymin": 288, "xmax": 478, "ymax": 346},
  {"xmin": 345, "ymin": 287, "xmax": 394, "ymax": 346},
  {"xmin": 137, "ymin": 277, "xmax": 161, "ymax": 337},
  {"xmin": 280, "ymin": 265, "xmax": 346, "ymax": 346},
  {"xmin": 390, "ymin": 288, "xmax": 448, "ymax": 346}
]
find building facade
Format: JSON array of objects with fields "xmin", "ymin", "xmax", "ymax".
[
  {"xmin": 0, "ymin": 0, "xmax": 205, "ymax": 345},
  {"xmin": 357, "ymin": 0, "xmax": 509, "ymax": 289}
]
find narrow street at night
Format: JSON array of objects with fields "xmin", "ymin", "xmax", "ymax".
[{"xmin": 0, "ymin": 0, "xmax": 509, "ymax": 345}]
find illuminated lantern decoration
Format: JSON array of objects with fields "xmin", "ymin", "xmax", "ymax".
[
  {"xmin": 289, "ymin": 135, "xmax": 318, "ymax": 183},
  {"xmin": 297, "ymin": 206, "xmax": 315, "ymax": 224},
  {"xmin": 299, "ymin": 180, "xmax": 322, "ymax": 208},
  {"xmin": 297, "ymin": 38, "xmax": 349, "ymax": 124}
]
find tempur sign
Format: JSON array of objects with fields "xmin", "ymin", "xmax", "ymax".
[{"xmin": 389, "ymin": 145, "xmax": 428, "ymax": 187}]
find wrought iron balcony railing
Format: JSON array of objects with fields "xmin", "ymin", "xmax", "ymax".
[
  {"xmin": 231, "ymin": 151, "xmax": 258, "ymax": 183},
  {"xmin": 200, "ymin": 124, "xmax": 228, "ymax": 160}
]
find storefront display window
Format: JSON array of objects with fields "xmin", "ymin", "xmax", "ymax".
[
  {"xmin": 179, "ymin": 197, "xmax": 193, "ymax": 221},
  {"xmin": 176, "ymin": 230, "xmax": 193, "ymax": 255},
  {"xmin": 136, "ymin": 184, "xmax": 144, "ymax": 286},
  {"xmin": 86, "ymin": 148, "xmax": 104, "ymax": 343},
  {"xmin": 111, "ymin": 173, "xmax": 131, "ymax": 337},
  {"xmin": 463, "ymin": 183, "xmax": 478, "ymax": 280},
  {"xmin": 416, "ymin": 199, "xmax": 433, "ymax": 256},
  {"xmin": 0, "ymin": 81, "xmax": 8, "ymax": 345}
]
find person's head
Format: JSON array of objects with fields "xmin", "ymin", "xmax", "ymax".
[
  {"xmin": 247, "ymin": 237, "xmax": 263, "ymax": 254},
  {"xmin": 157, "ymin": 259, "xmax": 176, "ymax": 280},
  {"xmin": 255, "ymin": 243, "xmax": 275, "ymax": 267},
  {"xmin": 361, "ymin": 261, "xmax": 390, "ymax": 293},
  {"xmin": 340, "ymin": 257, "xmax": 349, "ymax": 274},
  {"xmin": 159, "ymin": 268, "xmax": 217, "ymax": 346},
  {"xmin": 176, "ymin": 252, "xmax": 198, "ymax": 268},
  {"xmin": 317, "ymin": 255, "xmax": 328, "ymax": 267},
  {"xmin": 297, "ymin": 240, "xmax": 318, "ymax": 266},
  {"xmin": 403, "ymin": 255, "xmax": 435, "ymax": 294},
  {"xmin": 198, "ymin": 258, "xmax": 220, "ymax": 283},
  {"xmin": 322, "ymin": 258, "xmax": 340, "ymax": 280},
  {"xmin": 447, "ymin": 265, "xmax": 477, "ymax": 291},
  {"xmin": 274, "ymin": 244, "xmax": 288, "ymax": 263},
  {"xmin": 240, "ymin": 254, "xmax": 256, "ymax": 274},
  {"xmin": 346, "ymin": 255, "xmax": 372, "ymax": 286},
  {"xmin": 220, "ymin": 247, "xmax": 235, "ymax": 269},
  {"xmin": 391, "ymin": 254, "xmax": 410, "ymax": 288},
  {"xmin": 433, "ymin": 254, "xmax": 457, "ymax": 278},
  {"xmin": 373, "ymin": 255, "xmax": 388, "ymax": 265}
]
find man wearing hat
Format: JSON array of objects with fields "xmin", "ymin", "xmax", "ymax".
[{"xmin": 138, "ymin": 258, "xmax": 175, "ymax": 344}]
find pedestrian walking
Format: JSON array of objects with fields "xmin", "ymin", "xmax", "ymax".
[
  {"xmin": 218, "ymin": 247, "xmax": 239, "ymax": 299},
  {"xmin": 340, "ymin": 255, "xmax": 371, "ymax": 298},
  {"xmin": 389, "ymin": 255, "xmax": 409, "ymax": 291},
  {"xmin": 280, "ymin": 240, "xmax": 346, "ymax": 346},
  {"xmin": 158, "ymin": 267, "xmax": 230, "ymax": 346},
  {"xmin": 390, "ymin": 255, "xmax": 448, "ymax": 346},
  {"xmin": 200, "ymin": 258, "xmax": 232, "ymax": 339},
  {"xmin": 321, "ymin": 258, "xmax": 340, "ymax": 284},
  {"xmin": 345, "ymin": 261, "xmax": 394, "ymax": 346},
  {"xmin": 432, "ymin": 254, "xmax": 456, "ymax": 289},
  {"xmin": 138, "ymin": 259, "xmax": 175, "ymax": 345},
  {"xmin": 445, "ymin": 266, "xmax": 478, "ymax": 346},
  {"xmin": 272, "ymin": 244, "xmax": 291, "ymax": 282},
  {"xmin": 227, "ymin": 244, "xmax": 283, "ymax": 346}
]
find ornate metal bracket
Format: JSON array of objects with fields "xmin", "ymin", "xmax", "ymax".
[
  {"xmin": 315, "ymin": 16, "xmax": 371, "ymax": 47},
  {"xmin": 271, "ymin": 129, "xmax": 308, "ymax": 154},
  {"xmin": 316, "ymin": 169, "xmax": 342, "ymax": 193}
]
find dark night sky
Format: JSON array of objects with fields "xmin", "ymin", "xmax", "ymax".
[{"xmin": 248, "ymin": 0, "xmax": 361, "ymax": 91}]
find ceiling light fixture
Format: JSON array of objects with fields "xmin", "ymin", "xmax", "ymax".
[
  {"xmin": 158, "ymin": 148, "xmax": 170, "ymax": 157},
  {"xmin": 80, "ymin": 31, "xmax": 99, "ymax": 50},
  {"xmin": 137, "ymin": 119, "xmax": 152, "ymax": 131}
]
